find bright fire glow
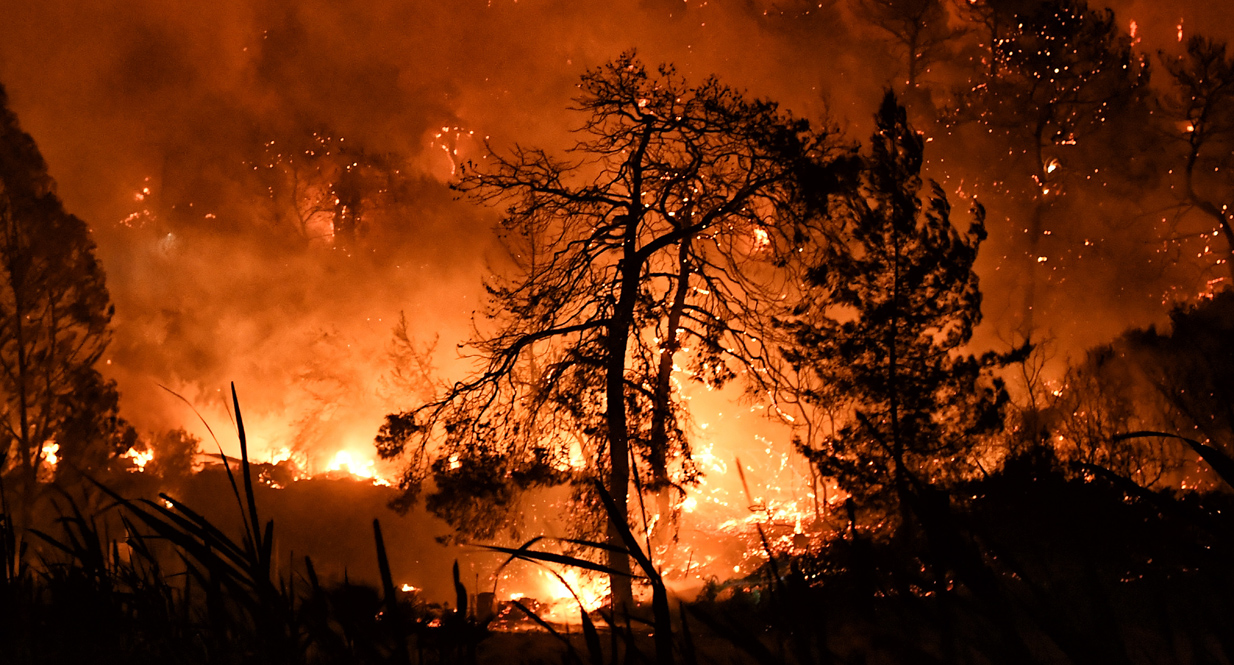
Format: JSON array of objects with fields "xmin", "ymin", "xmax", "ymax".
[
  {"xmin": 122, "ymin": 447, "xmax": 154, "ymax": 471},
  {"xmin": 326, "ymin": 450, "xmax": 391, "ymax": 486},
  {"xmin": 36, "ymin": 441, "xmax": 60, "ymax": 482},
  {"xmin": 536, "ymin": 568, "xmax": 610, "ymax": 620},
  {"xmin": 41, "ymin": 442, "xmax": 59, "ymax": 467}
]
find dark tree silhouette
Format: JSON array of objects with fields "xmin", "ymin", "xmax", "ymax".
[
  {"xmin": 144, "ymin": 427, "xmax": 201, "ymax": 488},
  {"xmin": 957, "ymin": 0, "xmax": 1037, "ymax": 78},
  {"xmin": 1124, "ymin": 291, "xmax": 1234, "ymax": 470},
  {"xmin": 250, "ymin": 129, "xmax": 412, "ymax": 246},
  {"xmin": 1159, "ymin": 36, "xmax": 1234, "ymax": 282},
  {"xmin": 0, "ymin": 84, "xmax": 131, "ymax": 527},
  {"xmin": 782, "ymin": 92, "xmax": 1007, "ymax": 512},
  {"xmin": 854, "ymin": 0, "xmax": 959, "ymax": 90},
  {"xmin": 1048, "ymin": 346, "xmax": 1186, "ymax": 488},
  {"xmin": 951, "ymin": 0, "xmax": 1146, "ymax": 336},
  {"xmin": 1036, "ymin": 290, "xmax": 1234, "ymax": 491},
  {"xmin": 376, "ymin": 54, "xmax": 844, "ymax": 608}
]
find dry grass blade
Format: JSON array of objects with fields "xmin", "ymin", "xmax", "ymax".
[
  {"xmin": 231, "ymin": 383, "xmax": 267, "ymax": 572},
  {"xmin": 590, "ymin": 480, "xmax": 673, "ymax": 665},
  {"xmin": 482, "ymin": 541, "xmax": 640, "ymax": 579},
  {"xmin": 158, "ymin": 382, "xmax": 257, "ymax": 555},
  {"xmin": 1114, "ymin": 430, "xmax": 1234, "ymax": 489},
  {"xmin": 373, "ymin": 518, "xmax": 411, "ymax": 664},
  {"xmin": 510, "ymin": 599, "xmax": 591, "ymax": 664}
]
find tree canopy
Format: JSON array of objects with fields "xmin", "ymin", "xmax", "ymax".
[
  {"xmin": 1159, "ymin": 36, "xmax": 1234, "ymax": 280},
  {"xmin": 376, "ymin": 53, "xmax": 850, "ymax": 607},
  {"xmin": 782, "ymin": 92, "xmax": 1008, "ymax": 511},
  {"xmin": 0, "ymin": 83, "xmax": 131, "ymax": 525}
]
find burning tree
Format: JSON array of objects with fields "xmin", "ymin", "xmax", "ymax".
[
  {"xmin": 781, "ymin": 92, "xmax": 1007, "ymax": 513},
  {"xmin": 0, "ymin": 84, "xmax": 132, "ymax": 527},
  {"xmin": 377, "ymin": 54, "xmax": 845, "ymax": 608},
  {"xmin": 1159, "ymin": 35, "xmax": 1234, "ymax": 282}
]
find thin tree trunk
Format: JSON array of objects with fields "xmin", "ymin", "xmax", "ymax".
[
  {"xmin": 602, "ymin": 121, "xmax": 656, "ymax": 612},
  {"xmin": 889, "ymin": 197, "xmax": 903, "ymax": 478},
  {"xmin": 1184, "ymin": 146, "xmax": 1234, "ymax": 282},
  {"xmin": 1021, "ymin": 122, "xmax": 1050, "ymax": 340},
  {"xmin": 648, "ymin": 236, "xmax": 693, "ymax": 526},
  {"xmin": 907, "ymin": 29, "xmax": 920, "ymax": 89},
  {"xmin": 605, "ymin": 268, "xmax": 638, "ymax": 612},
  {"xmin": 1020, "ymin": 199, "xmax": 1046, "ymax": 339},
  {"xmin": 5, "ymin": 210, "xmax": 35, "ymax": 530}
]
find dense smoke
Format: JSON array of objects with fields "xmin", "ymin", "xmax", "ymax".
[{"xmin": 0, "ymin": 0, "xmax": 878, "ymax": 461}]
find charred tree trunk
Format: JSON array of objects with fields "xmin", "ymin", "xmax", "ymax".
[
  {"xmin": 1020, "ymin": 120, "xmax": 1051, "ymax": 340},
  {"xmin": 3, "ymin": 205, "xmax": 35, "ymax": 530},
  {"xmin": 1184, "ymin": 144, "xmax": 1234, "ymax": 282},
  {"xmin": 648, "ymin": 236, "xmax": 693, "ymax": 524},
  {"xmin": 332, "ymin": 168, "xmax": 363, "ymax": 246},
  {"xmin": 605, "ymin": 263, "xmax": 638, "ymax": 612},
  {"xmin": 906, "ymin": 28, "xmax": 921, "ymax": 89},
  {"xmin": 604, "ymin": 123, "xmax": 656, "ymax": 612}
]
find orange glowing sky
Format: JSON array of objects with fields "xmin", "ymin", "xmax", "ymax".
[{"xmin": 0, "ymin": 0, "xmax": 1225, "ymax": 456}]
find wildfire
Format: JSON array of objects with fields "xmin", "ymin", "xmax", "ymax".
[
  {"xmin": 325, "ymin": 450, "xmax": 391, "ymax": 486},
  {"xmin": 122, "ymin": 447, "xmax": 154, "ymax": 472},
  {"xmin": 516, "ymin": 568, "xmax": 610, "ymax": 622},
  {"xmin": 430, "ymin": 125, "xmax": 477, "ymax": 177},
  {"xmin": 548, "ymin": 569, "xmax": 609, "ymax": 612},
  {"xmin": 35, "ymin": 441, "xmax": 59, "ymax": 482},
  {"xmin": 119, "ymin": 178, "xmax": 156, "ymax": 228},
  {"xmin": 41, "ymin": 441, "xmax": 59, "ymax": 467}
]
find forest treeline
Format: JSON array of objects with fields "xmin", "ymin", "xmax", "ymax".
[{"xmin": 2, "ymin": 0, "xmax": 1234, "ymax": 663}]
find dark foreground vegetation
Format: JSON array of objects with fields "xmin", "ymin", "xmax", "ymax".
[{"xmin": 3, "ymin": 395, "xmax": 1234, "ymax": 665}]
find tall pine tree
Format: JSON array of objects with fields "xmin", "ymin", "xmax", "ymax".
[{"xmin": 783, "ymin": 92, "xmax": 1007, "ymax": 512}]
